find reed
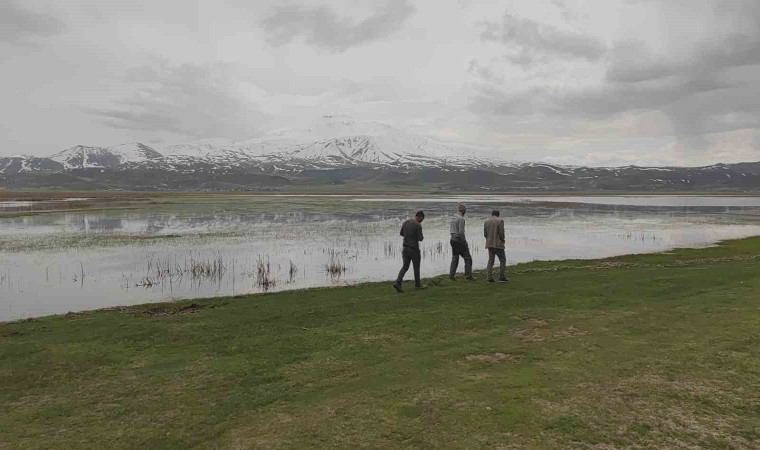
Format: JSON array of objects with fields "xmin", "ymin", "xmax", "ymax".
[
  {"xmin": 256, "ymin": 256, "xmax": 277, "ymax": 290},
  {"xmin": 324, "ymin": 249, "xmax": 347, "ymax": 278}
]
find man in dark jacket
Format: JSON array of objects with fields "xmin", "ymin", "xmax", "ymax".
[{"xmin": 393, "ymin": 211, "xmax": 425, "ymax": 292}]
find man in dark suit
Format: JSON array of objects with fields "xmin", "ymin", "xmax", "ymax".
[{"xmin": 393, "ymin": 211, "xmax": 425, "ymax": 292}]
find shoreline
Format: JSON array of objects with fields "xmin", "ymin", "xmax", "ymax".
[{"xmin": 5, "ymin": 235, "xmax": 759, "ymax": 325}]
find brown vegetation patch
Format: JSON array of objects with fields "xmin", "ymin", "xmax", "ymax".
[
  {"xmin": 117, "ymin": 302, "xmax": 227, "ymax": 318},
  {"xmin": 553, "ymin": 326, "xmax": 588, "ymax": 338},
  {"xmin": 62, "ymin": 311, "xmax": 92, "ymax": 321},
  {"xmin": 466, "ymin": 352, "xmax": 521, "ymax": 363},
  {"xmin": 509, "ymin": 324, "xmax": 589, "ymax": 342},
  {"xmin": 140, "ymin": 303, "xmax": 206, "ymax": 317},
  {"xmin": 527, "ymin": 317, "xmax": 549, "ymax": 326},
  {"xmin": 509, "ymin": 328, "xmax": 545, "ymax": 342},
  {"xmin": 357, "ymin": 333, "xmax": 398, "ymax": 342},
  {"xmin": 0, "ymin": 330, "xmax": 21, "ymax": 338}
]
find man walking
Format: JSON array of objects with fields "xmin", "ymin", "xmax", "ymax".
[
  {"xmin": 449, "ymin": 203, "xmax": 473, "ymax": 280},
  {"xmin": 484, "ymin": 210, "xmax": 508, "ymax": 283},
  {"xmin": 393, "ymin": 211, "xmax": 425, "ymax": 292}
]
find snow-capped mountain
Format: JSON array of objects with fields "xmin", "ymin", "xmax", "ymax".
[
  {"xmin": 48, "ymin": 143, "xmax": 163, "ymax": 169},
  {"xmin": 0, "ymin": 155, "xmax": 63, "ymax": 174},
  {"xmin": 2, "ymin": 115, "xmax": 758, "ymax": 191},
  {"xmin": 50, "ymin": 145, "xmax": 122, "ymax": 169},
  {"xmin": 150, "ymin": 115, "xmax": 503, "ymax": 171},
  {"xmin": 107, "ymin": 143, "xmax": 163, "ymax": 163},
  {"xmin": 161, "ymin": 138, "xmax": 237, "ymax": 159}
]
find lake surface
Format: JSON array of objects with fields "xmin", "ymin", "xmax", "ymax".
[{"xmin": 1, "ymin": 195, "xmax": 759, "ymax": 321}]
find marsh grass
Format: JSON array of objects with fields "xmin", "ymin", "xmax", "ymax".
[
  {"xmin": 324, "ymin": 249, "xmax": 348, "ymax": 278},
  {"xmin": 256, "ymin": 256, "xmax": 277, "ymax": 291},
  {"xmin": 132, "ymin": 252, "xmax": 227, "ymax": 290}
]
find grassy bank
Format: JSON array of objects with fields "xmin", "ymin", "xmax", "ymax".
[{"xmin": 1, "ymin": 239, "xmax": 759, "ymax": 449}]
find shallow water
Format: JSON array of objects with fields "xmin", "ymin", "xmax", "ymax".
[
  {"xmin": 1, "ymin": 195, "xmax": 759, "ymax": 321},
  {"xmin": 0, "ymin": 198, "xmax": 94, "ymax": 212},
  {"xmin": 352, "ymin": 195, "xmax": 760, "ymax": 207}
]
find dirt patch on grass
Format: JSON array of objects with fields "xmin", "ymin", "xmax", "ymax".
[
  {"xmin": 466, "ymin": 352, "xmax": 521, "ymax": 363},
  {"xmin": 0, "ymin": 330, "xmax": 22, "ymax": 338},
  {"xmin": 527, "ymin": 317, "xmax": 549, "ymax": 326},
  {"xmin": 509, "ymin": 325, "xmax": 589, "ymax": 342},
  {"xmin": 553, "ymin": 326, "xmax": 588, "ymax": 338},
  {"xmin": 513, "ymin": 316, "xmax": 552, "ymax": 326},
  {"xmin": 139, "ymin": 303, "xmax": 206, "ymax": 317},
  {"xmin": 357, "ymin": 333, "xmax": 399, "ymax": 342},
  {"xmin": 117, "ymin": 302, "xmax": 227, "ymax": 318},
  {"xmin": 509, "ymin": 328, "xmax": 545, "ymax": 342}
]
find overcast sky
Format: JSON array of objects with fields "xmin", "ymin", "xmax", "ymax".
[{"xmin": 1, "ymin": 0, "xmax": 759, "ymax": 166}]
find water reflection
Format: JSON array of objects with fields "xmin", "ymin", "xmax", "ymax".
[{"xmin": 0, "ymin": 196, "xmax": 759, "ymax": 321}]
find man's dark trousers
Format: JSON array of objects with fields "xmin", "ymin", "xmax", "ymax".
[
  {"xmin": 397, "ymin": 245, "xmax": 422, "ymax": 286},
  {"xmin": 449, "ymin": 239, "xmax": 472, "ymax": 278}
]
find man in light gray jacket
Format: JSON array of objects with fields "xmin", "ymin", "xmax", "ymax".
[
  {"xmin": 484, "ymin": 210, "xmax": 508, "ymax": 283},
  {"xmin": 449, "ymin": 203, "xmax": 473, "ymax": 280}
]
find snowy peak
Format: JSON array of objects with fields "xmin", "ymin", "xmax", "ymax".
[
  {"xmin": 0, "ymin": 155, "xmax": 63, "ymax": 174},
  {"xmin": 107, "ymin": 143, "xmax": 163, "ymax": 163},
  {"xmin": 48, "ymin": 143, "xmax": 165, "ymax": 169},
  {"xmin": 161, "ymin": 138, "xmax": 237, "ymax": 159},
  {"xmin": 50, "ymin": 145, "xmax": 121, "ymax": 169},
  {"xmin": 228, "ymin": 116, "xmax": 500, "ymax": 169}
]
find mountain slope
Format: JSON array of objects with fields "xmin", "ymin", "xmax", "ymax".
[
  {"xmin": 0, "ymin": 156, "xmax": 63, "ymax": 174},
  {"xmin": 107, "ymin": 143, "xmax": 163, "ymax": 163},
  {"xmin": 50, "ymin": 146, "xmax": 122, "ymax": 169},
  {"xmin": 2, "ymin": 116, "xmax": 758, "ymax": 191}
]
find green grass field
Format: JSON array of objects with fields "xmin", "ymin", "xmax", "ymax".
[{"xmin": 1, "ymin": 238, "xmax": 759, "ymax": 449}]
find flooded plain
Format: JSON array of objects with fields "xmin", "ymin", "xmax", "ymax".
[{"xmin": 1, "ymin": 195, "xmax": 760, "ymax": 321}]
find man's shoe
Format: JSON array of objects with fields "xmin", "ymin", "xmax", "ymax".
[
  {"xmin": 466, "ymin": 276, "xmax": 476, "ymax": 281},
  {"xmin": 393, "ymin": 282, "xmax": 404, "ymax": 293},
  {"xmin": 448, "ymin": 276, "xmax": 455, "ymax": 281},
  {"xmin": 487, "ymin": 278, "xmax": 495, "ymax": 283},
  {"xmin": 499, "ymin": 278, "xmax": 509, "ymax": 283},
  {"xmin": 415, "ymin": 284, "xmax": 427, "ymax": 290}
]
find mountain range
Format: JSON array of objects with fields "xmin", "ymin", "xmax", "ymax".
[{"xmin": 1, "ymin": 115, "xmax": 759, "ymax": 192}]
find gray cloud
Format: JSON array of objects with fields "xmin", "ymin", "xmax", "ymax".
[
  {"xmin": 603, "ymin": 1, "xmax": 760, "ymax": 145},
  {"xmin": 260, "ymin": 0, "xmax": 415, "ymax": 51},
  {"xmin": 0, "ymin": 1, "xmax": 66, "ymax": 44},
  {"xmin": 480, "ymin": 12, "xmax": 607, "ymax": 67},
  {"xmin": 472, "ymin": 1, "xmax": 760, "ymax": 154},
  {"xmin": 86, "ymin": 62, "xmax": 270, "ymax": 140}
]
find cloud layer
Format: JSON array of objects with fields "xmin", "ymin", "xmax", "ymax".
[
  {"xmin": 0, "ymin": 0, "xmax": 758, "ymax": 166},
  {"xmin": 469, "ymin": 0, "xmax": 760, "ymax": 163},
  {"xmin": 480, "ymin": 12, "xmax": 607, "ymax": 67},
  {"xmin": 260, "ymin": 0, "xmax": 415, "ymax": 51},
  {"xmin": 0, "ymin": 1, "xmax": 65, "ymax": 44},
  {"xmin": 87, "ymin": 62, "xmax": 270, "ymax": 140}
]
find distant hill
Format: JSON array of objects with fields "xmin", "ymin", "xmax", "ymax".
[{"xmin": 1, "ymin": 116, "xmax": 759, "ymax": 192}]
